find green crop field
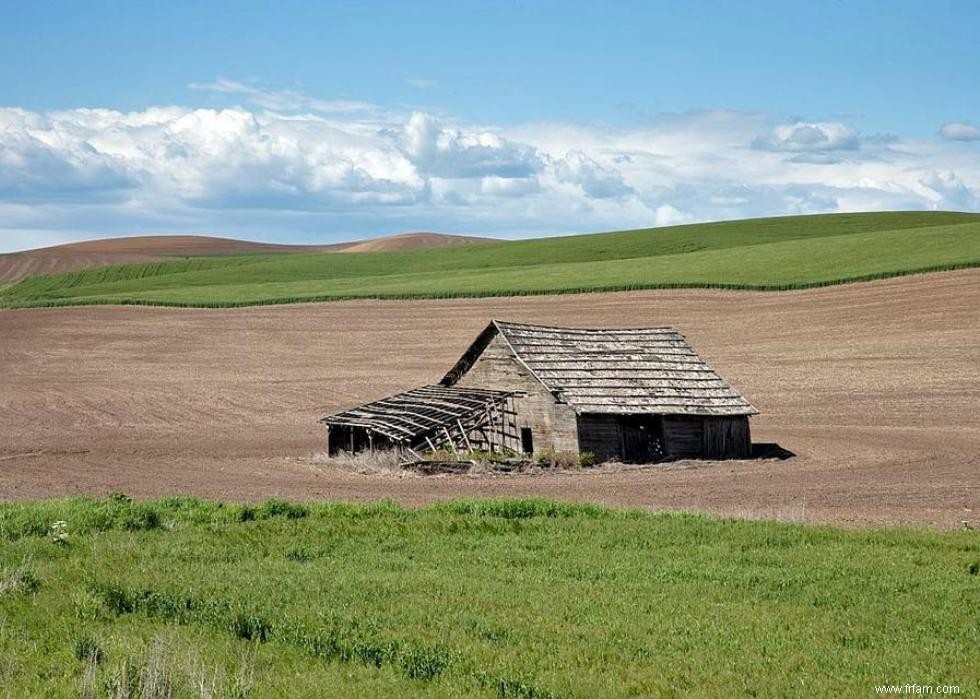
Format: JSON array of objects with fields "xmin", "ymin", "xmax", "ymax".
[
  {"xmin": 2, "ymin": 211, "xmax": 979, "ymax": 309},
  {"xmin": 1, "ymin": 496, "xmax": 977, "ymax": 697}
]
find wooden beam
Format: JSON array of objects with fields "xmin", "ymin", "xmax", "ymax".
[
  {"xmin": 457, "ymin": 419, "xmax": 473, "ymax": 451},
  {"xmin": 443, "ymin": 427, "xmax": 459, "ymax": 457},
  {"xmin": 484, "ymin": 408, "xmax": 496, "ymax": 453}
]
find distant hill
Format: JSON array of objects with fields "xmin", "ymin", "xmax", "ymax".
[
  {"xmin": 337, "ymin": 232, "xmax": 496, "ymax": 253},
  {"xmin": 0, "ymin": 232, "xmax": 495, "ymax": 284},
  {"xmin": 1, "ymin": 212, "xmax": 978, "ymax": 309}
]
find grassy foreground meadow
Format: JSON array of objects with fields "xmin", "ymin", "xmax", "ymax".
[
  {"xmin": 1, "ymin": 496, "xmax": 977, "ymax": 697},
  {"xmin": 2, "ymin": 211, "xmax": 979, "ymax": 308}
]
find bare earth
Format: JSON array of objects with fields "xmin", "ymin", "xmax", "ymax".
[
  {"xmin": 1, "ymin": 270, "xmax": 978, "ymax": 528},
  {"xmin": 0, "ymin": 232, "xmax": 494, "ymax": 284}
]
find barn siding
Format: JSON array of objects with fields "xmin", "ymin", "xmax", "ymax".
[
  {"xmin": 441, "ymin": 322, "xmax": 756, "ymax": 461},
  {"xmin": 456, "ymin": 334, "xmax": 579, "ymax": 453},
  {"xmin": 576, "ymin": 414, "xmax": 621, "ymax": 462},
  {"xmin": 662, "ymin": 416, "xmax": 704, "ymax": 459},
  {"xmin": 663, "ymin": 415, "xmax": 751, "ymax": 459},
  {"xmin": 702, "ymin": 416, "xmax": 751, "ymax": 459}
]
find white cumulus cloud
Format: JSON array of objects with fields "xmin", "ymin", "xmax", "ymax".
[
  {"xmin": 919, "ymin": 171, "xmax": 978, "ymax": 210},
  {"xmin": 753, "ymin": 121, "xmax": 860, "ymax": 152},
  {"xmin": 552, "ymin": 151, "xmax": 634, "ymax": 200},
  {"xmin": 0, "ymin": 89, "xmax": 978, "ymax": 252},
  {"xmin": 939, "ymin": 122, "xmax": 980, "ymax": 142},
  {"xmin": 401, "ymin": 111, "xmax": 540, "ymax": 179}
]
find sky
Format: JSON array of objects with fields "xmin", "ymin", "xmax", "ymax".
[{"xmin": 1, "ymin": 0, "xmax": 978, "ymax": 252}]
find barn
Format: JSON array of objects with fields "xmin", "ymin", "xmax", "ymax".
[{"xmin": 321, "ymin": 320, "xmax": 757, "ymax": 462}]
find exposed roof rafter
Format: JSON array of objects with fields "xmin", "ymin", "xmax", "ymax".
[{"xmin": 320, "ymin": 384, "xmax": 518, "ymax": 444}]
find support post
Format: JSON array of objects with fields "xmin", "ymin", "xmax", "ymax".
[
  {"xmin": 443, "ymin": 427, "xmax": 459, "ymax": 457},
  {"xmin": 490, "ymin": 400, "xmax": 508, "ymax": 453},
  {"xmin": 485, "ymin": 408, "xmax": 496, "ymax": 453},
  {"xmin": 457, "ymin": 419, "xmax": 473, "ymax": 452}
]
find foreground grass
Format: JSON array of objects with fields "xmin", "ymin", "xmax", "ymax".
[
  {"xmin": 2, "ymin": 211, "xmax": 979, "ymax": 308},
  {"xmin": 1, "ymin": 496, "xmax": 977, "ymax": 697}
]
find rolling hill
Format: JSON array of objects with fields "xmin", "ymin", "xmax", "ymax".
[
  {"xmin": 0, "ymin": 232, "xmax": 493, "ymax": 285},
  {"xmin": 1, "ymin": 211, "xmax": 978, "ymax": 308}
]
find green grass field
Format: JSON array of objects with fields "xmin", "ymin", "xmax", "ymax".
[
  {"xmin": 2, "ymin": 211, "xmax": 979, "ymax": 309},
  {"xmin": 2, "ymin": 496, "xmax": 977, "ymax": 697}
]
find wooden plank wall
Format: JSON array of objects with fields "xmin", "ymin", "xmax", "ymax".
[
  {"xmin": 456, "ymin": 334, "xmax": 580, "ymax": 453},
  {"xmin": 664, "ymin": 415, "xmax": 751, "ymax": 459},
  {"xmin": 702, "ymin": 416, "xmax": 751, "ymax": 459},
  {"xmin": 663, "ymin": 416, "xmax": 705, "ymax": 459},
  {"xmin": 576, "ymin": 414, "xmax": 621, "ymax": 462}
]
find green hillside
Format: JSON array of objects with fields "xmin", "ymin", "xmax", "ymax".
[
  {"xmin": 2, "ymin": 211, "xmax": 979, "ymax": 308},
  {"xmin": 2, "ymin": 496, "xmax": 978, "ymax": 696}
]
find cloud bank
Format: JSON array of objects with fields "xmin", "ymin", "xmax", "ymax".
[{"xmin": 0, "ymin": 89, "xmax": 978, "ymax": 252}]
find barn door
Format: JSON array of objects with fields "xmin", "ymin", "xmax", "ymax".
[
  {"xmin": 621, "ymin": 422, "xmax": 647, "ymax": 462},
  {"xmin": 618, "ymin": 416, "xmax": 664, "ymax": 463},
  {"xmin": 520, "ymin": 427, "xmax": 534, "ymax": 455}
]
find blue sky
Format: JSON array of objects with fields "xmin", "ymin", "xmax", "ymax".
[{"xmin": 1, "ymin": 1, "xmax": 978, "ymax": 252}]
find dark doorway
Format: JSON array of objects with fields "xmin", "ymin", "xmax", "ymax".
[
  {"xmin": 520, "ymin": 427, "xmax": 534, "ymax": 454},
  {"xmin": 618, "ymin": 416, "xmax": 664, "ymax": 463}
]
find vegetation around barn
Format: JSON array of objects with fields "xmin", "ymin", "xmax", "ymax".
[
  {"xmin": 1, "ymin": 211, "xmax": 978, "ymax": 308},
  {"xmin": 1, "ymin": 495, "xmax": 978, "ymax": 697}
]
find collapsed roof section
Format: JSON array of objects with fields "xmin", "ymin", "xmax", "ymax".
[{"xmin": 319, "ymin": 384, "xmax": 517, "ymax": 446}]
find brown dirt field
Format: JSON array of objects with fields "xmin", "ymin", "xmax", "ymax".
[
  {"xmin": 0, "ymin": 235, "xmax": 309, "ymax": 284},
  {"xmin": 335, "ymin": 231, "xmax": 495, "ymax": 253},
  {"xmin": 1, "ymin": 270, "xmax": 978, "ymax": 528},
  {"xmin": 0, "ymin": 232, "xmax": 494, "ymax": 284}
]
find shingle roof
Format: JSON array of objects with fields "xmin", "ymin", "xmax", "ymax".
[
  {"xmin": 443, "ymin": 320, "xmax": 757, "ymax": 417},
  {"xmin": 320, "ymin": 384, "xmax": 516, "ymax": 443}
]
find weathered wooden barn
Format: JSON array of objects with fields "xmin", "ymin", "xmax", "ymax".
[{"xmin": 321, "ymin": 320, "xmax": 757, "ymax": 462}]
